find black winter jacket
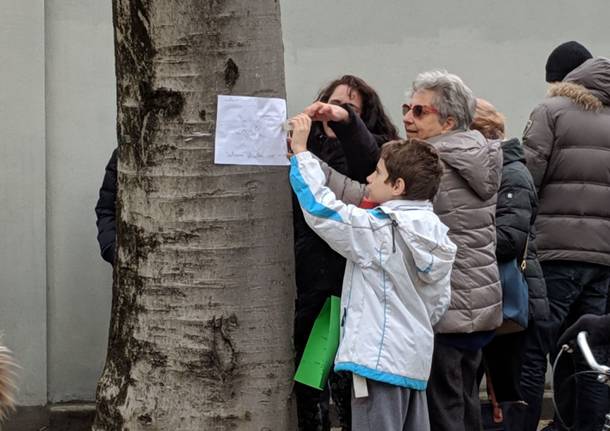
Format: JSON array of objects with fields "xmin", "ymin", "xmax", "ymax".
[
  {"xmin": 292, "ymin": 106, "xmax": 390, "ymax": 310},
  {"xmin": 95, "ymin": 149, "xmax": 117, "ymax": 264},
  {"xmin": 496, "ymin": 138, "xmax": 549, "ymax": 321}
]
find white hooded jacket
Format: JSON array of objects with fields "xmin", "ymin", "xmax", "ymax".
[{"xmin": 290, "ymin": 152, "xmax": 457, "ymax": 389}]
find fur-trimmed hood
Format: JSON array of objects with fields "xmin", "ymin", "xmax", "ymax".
[{"xmin": 548, "ymin": 57, "xmax": 610, "ymax": 110}]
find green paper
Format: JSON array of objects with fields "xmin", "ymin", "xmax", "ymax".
[{"xmin": 294, "ymin": 295, "xmax": 341, "ymax": 390}]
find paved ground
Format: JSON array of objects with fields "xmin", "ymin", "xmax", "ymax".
[
  {"xmin": 331, "ymin": 419, "xmax": 554, "ymax": 430},
  {"xmin": 4, "ymin": 403, "xmax": 555, "ymax": 430}
]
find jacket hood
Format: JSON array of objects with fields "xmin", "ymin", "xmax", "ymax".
[
  {"xmin": 500, "ymin": 137, "xmax": 525, "ymax": 165},
  {"xmin": 550, "ymin": 57, "xmax": 610, "ymax": 109},
  {"xmin": 428, "ymin": 130, "xmax": 502, "ymax": 200},
  {"xmin": 380, "ymin": 201, "xmax": 457, "ymax": 284}
]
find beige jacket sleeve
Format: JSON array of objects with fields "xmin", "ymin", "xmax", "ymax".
[{"xmin": 313, "ymin": 155, "xmax": 367, "ymax": 206}]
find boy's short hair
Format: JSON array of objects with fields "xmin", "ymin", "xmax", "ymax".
[{"xmin": 380, "ymin": 139, "xmax": 443, "ymax": 201}]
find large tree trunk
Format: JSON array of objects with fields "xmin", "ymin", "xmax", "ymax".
[{"xmin": 94, "ymin": 1, "xmax": 295, "ymax": 429}]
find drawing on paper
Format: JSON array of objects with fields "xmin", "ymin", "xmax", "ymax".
[{"xmin": 214, "ymin": 95, "xmax": 289, "ymax": 166}]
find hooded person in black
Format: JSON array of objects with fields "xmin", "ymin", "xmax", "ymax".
[
  {"xmin": 292, "ymin": 75, "xmax": 398, "ymax": 431},
  {"xmin": 95, "ymin": 148, "xmax": 118, "ymax": 265},
  {"xmin": 471, "ymin": 99, "xmax": 548, "ymax": 431}
]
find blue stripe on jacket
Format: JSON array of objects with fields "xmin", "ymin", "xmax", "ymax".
[
  {"xmin": 334, "ymin": 362, "xmax": 427, "ymax": 390},
  {"xmin": 289, "ymin": 156, "xmax": 343, "ymax": 222},
  {"xmin": 368, "ymin": 208, "xmax": 389, "ymax": 219}
]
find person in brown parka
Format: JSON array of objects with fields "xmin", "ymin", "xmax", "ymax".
[{"xmin": 520, "ymin": 43, "xmax": 610, "ymax": 431}]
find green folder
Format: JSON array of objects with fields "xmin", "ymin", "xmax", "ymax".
[{"xmin": 294, "ymin": 295, "xmax": 341, "ymax": 390}]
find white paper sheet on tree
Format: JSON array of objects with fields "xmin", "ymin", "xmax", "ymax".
[{"xmin": 214, "ymin": 95, "xmax": 289, "ymax": 166}]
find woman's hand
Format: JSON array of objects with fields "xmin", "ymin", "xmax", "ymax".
[
  {"xmin": 304, "ymin": 102, "xmax": 349, "ymax": 123},
  {"xmin": 288, "ymin": 113, "xmax": 312, "ymax": 155}
]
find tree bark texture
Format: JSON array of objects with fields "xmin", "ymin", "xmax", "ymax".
[{"xmin": 94, "ymin": 1, "xmax": 295, "ymax": 429}]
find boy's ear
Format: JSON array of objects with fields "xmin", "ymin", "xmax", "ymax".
[{"xmin": 391, "ymin": 178, "xmax": 406, "ymax": 196}]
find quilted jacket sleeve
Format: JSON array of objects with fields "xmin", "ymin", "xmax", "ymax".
[
  {"xmin": 328, "ymin": 104, "xmax": 383, "ymax": 183},
  {"xmin": 94, "ymin": 149, "xmax": 118, "ymax": 264},
  {"xmin": 522, "ymin": 104, "xmax": 555, "ymax": 191},
  {"xmin": 495, "ymin": 165, "xmax": 535, "ymax": 262},
  {"xmin": 314, "ymin": 156, "xmax": 367, "ymax": 206}
]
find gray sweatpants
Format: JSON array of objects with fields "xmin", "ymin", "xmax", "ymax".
[{"xmin": 351, "ymin": 378, "xmax": 430, "ymax": 431}]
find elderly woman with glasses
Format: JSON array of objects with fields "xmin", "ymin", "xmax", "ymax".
[
  {"xmin": 400, "ymin": 71, "xmax": 503, "ymax": 431},
  {"xmin": 311, "ymin": 70, "xmax": 504, "ymax": 431}
]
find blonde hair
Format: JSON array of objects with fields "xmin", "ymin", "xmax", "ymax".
[
  {"xmin": 471, "ymin": 98, "xmax": 505, "ymax": 140},
  {"xmin": 0, "ymin": 345, "xmax": 18, "ymax": 422}
]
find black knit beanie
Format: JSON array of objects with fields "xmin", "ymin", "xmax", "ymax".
[{"xmin": 545, "ymin": 41, "xmax": 593, "ymax": 82}]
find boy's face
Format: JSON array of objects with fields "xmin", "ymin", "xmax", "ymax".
[{"xmin": 366, "ymin": 158, "xmax": 405, "ymax": 203}]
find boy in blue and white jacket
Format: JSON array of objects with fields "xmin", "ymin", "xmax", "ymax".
[{"xmin": 289, "ymin": 113, "xmax": 457, "ymax": 430}]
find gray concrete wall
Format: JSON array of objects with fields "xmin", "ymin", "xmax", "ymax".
[
  {"xmin": 1, "ymin": 0, "xmax": 609, "ymax": 408},
  {"xmin": 0, "ymin": 1, "xmax": 47, "ymax": 406},
  {"xmin": 45, "ymin": 0, "xmax": 116, "ymax": 402},
  {"xmin": 281, "ymin": 0, "xmax": 610, "ymax": 138}
]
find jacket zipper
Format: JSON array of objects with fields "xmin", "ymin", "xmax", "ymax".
[
  {"xmin": 391, "ymin": 220, "xmax": 398, "ymax": 253},
  {"xmin": 341, "ymin": 265, "xmax": 356, "ymax": 332}
]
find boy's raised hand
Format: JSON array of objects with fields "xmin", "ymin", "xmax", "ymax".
[
  {"xmin": 304, "ymin": 102, "xmax": 349, "ymax": 123},
  {"xmin": 289, "ymin": 113, "xmax": 312, "ymax": 155}
]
